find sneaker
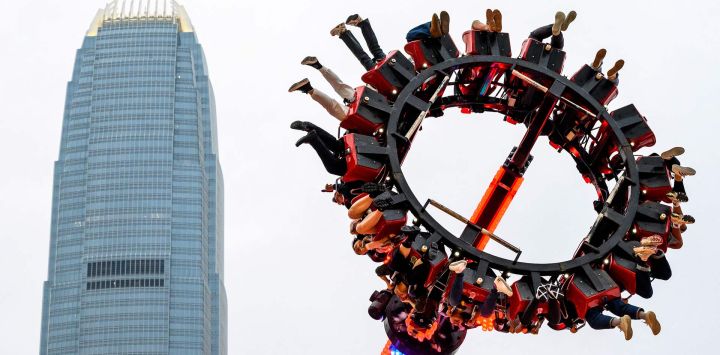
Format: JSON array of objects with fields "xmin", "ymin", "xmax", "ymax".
[
  {"xmin": 618, "ymin": 315, "xmax": 633, "ymax": 340},
  {"xmin": 633, "ymin": 246, "xmax": 658, "ymax": 262},
  {"xmin": 492, "ymin": 9, "xmax": 502, "ymax": 32},
  {"xmin": 430, "ymin": 13, "xmax": 442, "ymax": 38},
  {"xmin": 607, "ymin": 59, "xmax": 625, "ymax": 80},
  {"xmin": 345, "ymin": 14, "xmax": 363, "ymax": 26},
  {"xmin": 644, "ymin": 311, "xmax": 661, "ymax": 335},
  {"xmin": 640, "ymin": 235, "xmax": 664, "ymax": 247},
  {"xmin": 665, "ymin": 191, "xmax": 689, "ymax": 204},
  {"xmin": 440, "ymin": 11, "xmax": 450, "ymax": 35},
  {"xmin": 562, "ymin": 10, "xmax": 577, "ymax": 31},
  {"xmin": 295, "ymin": 130, "xmax": 317, "ymax": 147},
  {"xmin": 672, "ymin": 164, "xmax": 696, "ymax": 177},
  {"xmin": 552, "ymin": 11, "xmax": 566, "ymax": 36},
  {"xmin": 494, "ymin": 276, "xmax": 513, "ymax": 297},
  {"xmin": 300, "ymin": 56, "xmax": 322, "ymax": 69},
  {"xmin": 671, "ymin": 213, "xmax": 695, "ymax": 224},
  {"xmin": 592, "ymin": 48, "xmax": 607, "ymax": 70},
  {"xmin": 660, "ymin": 146, "xmax": 685, "ymax": 160},
  {"xmin": 288, "ymin": 78, "xmax": 312, "ymax": 93},
  {"xmin": 448, "ymin": 260, "xmax": 467, "ymax": 273},
  {"xmin": 330, "ymin": 22, "xmax": 346, "ymax": 36},
  {"xmin": 485, "ymin": 9, "xmax": 495, "ymax": 32}
]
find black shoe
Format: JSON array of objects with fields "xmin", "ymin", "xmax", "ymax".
[
  {"xmin": 301, "ymin": 56, "xmax": 322, "ymax": 70},
  {"xmin": 295, "ymin": 131, "xmax": 317, "ymax": 147},
  {"xmin": 289, "ymin": 78, "xmax": 312, "ymax": 93},
  {"xmin": 346, "ymin": 14, "xmax": 363, "ymax": 26},
  {"xmin": 665, "ymin": 191, "xmax": 689, "ymax": 203},
  {"xmin": 361, "ymin": 182, "xmax": 387, "ymax": 197},
  {"xmin": 290, "ymin": 120, "xmax": 317, "ymax": 132}
]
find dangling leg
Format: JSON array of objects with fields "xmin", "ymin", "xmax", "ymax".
[
  {"xmin": 586, "ymin": 305, "xmax": 633, "ymax": 340},
  {"xmin": 289, "ymin": 79, "xmax": 348, "ymax": 121},
  {"xmin": 332, "ymin": 23, "xmax": 375, "ymax": 71},
  {"xmin": 296, "ymin": 131, "xmax": 347, "ymax": 176},
  {"xmin": 310, "ymin": 88, "xmax": 349, "ymax": 122},
  {"xmin": 290, "ymin": 121, "xmax": 343, "ymax": 152},
  {"xmin": 347, "ymin": 15, "xmax": 386, "ymax": 62},
  {"xmin": 447, "ymin": 260, "xmax": 467, "ymax": 307},
  {"xmin": 605, "ymin": 298, "xmax": 661, "ymax": 335},
  {"xmin": 319, "ymin": 66, "xmax": 356, "ymax": 102}
]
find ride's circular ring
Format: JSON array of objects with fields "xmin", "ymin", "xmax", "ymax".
[{"xmin": 384, "ymin": 54, "xmax": 640, "ymax": 277}]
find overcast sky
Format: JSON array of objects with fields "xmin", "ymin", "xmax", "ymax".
[{"xmin": 1, "ymin": 0, "xmax": 719, "ymax": 354}]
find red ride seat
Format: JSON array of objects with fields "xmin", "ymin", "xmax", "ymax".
[
  {"xmin": 518, "ymin": 38, "xmax": 566, "ymax": 74},
  {"xmin": 342, "ymin": 134, "xmax": 386, "ymax": 183},
  {"xmin": 637, "ymin": 156, "xmax": 672, "ymax": 202},
  {"xmin": 462, "ymin": 30, "xmax": 512, "ymax": 57},
  {"xmin": 570, "ymin": 64, "xmax": 619, "ymax": 106},
  {"xmin": 606, "ymin": 254, "xmax": 640, "ymax": 295},
  {"xmin": 566, "ymin": 268, "xmax": 620, "ymax": 319},
  {"xmin": 631, "ymin": 201, "xmax": 671, "ymax": 252},
  {"xmin": 590, "ymin": 104, "xmax": 656, "ymax": 175},
  {"xmin": 372, "ymin": 209, "xmax": 408, "ymax": 241},
  {"xmin": 409, "ymin": 233, "xmax": 448, "ymax": 288},
  {"xmin": 341, "ymin": 86, "xmax": 392, "ymax": 135},
  {"xmin": 404, "ymin": 34, "xmax": 459, "ymax": 72},
  {"xmin": 506, "ymin": 280, "xmax": 535, "ymax": 321},
  {"xmin": 361, "ymin": 50, "xmax": 416, "ymax": 98}
]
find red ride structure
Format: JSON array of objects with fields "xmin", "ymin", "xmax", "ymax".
[{"xmin": 293, "ymin": 14, "xmax": 694, "ymax": 355}]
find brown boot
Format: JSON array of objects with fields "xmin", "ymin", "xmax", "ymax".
[
  {"xmin": 493, "ymin": 9, "xmax": 503, "ymax": 32},
  {"xmin": 485, "ymin": 9, "xmax": 495, "ymax": 32},
  {"xmin": 562, "ymin": 10, "xmax": 577, "ymax": 31},
  {"xmin": 618, "ymin": 315, "xmax": 633, "ymax": 340},
  {"xmin": 440, "ymin": 11, "xmax": 450, "ymax": 35},
  {"xmin": 607, "ymin": 59, "xmax": 625, "ymax": 81},
  {"xmin": 643, "ymin": 311, "xmax": 661, "ymax": 335},
  {"xmin": 430, "ymin": 13, "xmax": 442, "ymax": 38},
  {"xmin": 552, "ymin": 11, "xmax": 566, "ymax": 36},
  {"xmin": 592, "ymin": 48, "xmax": 607, "ymax": 70}
]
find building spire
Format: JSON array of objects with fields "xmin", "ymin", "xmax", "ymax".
[{"xmin": 87, "ymin": 0, "xmax": 194, "ymax": 36}]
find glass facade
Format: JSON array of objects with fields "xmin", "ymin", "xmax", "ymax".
[{"xmin": 40, "ymin": 2, "xmax": 226, "ymax": 354}]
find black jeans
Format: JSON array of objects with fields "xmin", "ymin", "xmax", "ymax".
[
  {"xmin": 529, "ymin": 24, "xmax": 564, "ymax": 49},
  {"xmin": 339, "ymin": 19, "xmax": 386, "ymax": 71},
  {"xmin": 304, "ymin": 128, "xmax": 346, "ymax": 176},
  {"xmin": 650, "ymin": 153, "xmax": 685, "ymax": 194}
]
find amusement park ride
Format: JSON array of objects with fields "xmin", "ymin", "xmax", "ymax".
[{"xmin": 290, "ymin": 10, "xmax": 695, "ymax": 355}]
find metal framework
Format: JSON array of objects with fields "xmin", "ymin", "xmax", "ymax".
[{"xmin": 384, "ymin": 55, "xmax": 640, "ymax": 278}]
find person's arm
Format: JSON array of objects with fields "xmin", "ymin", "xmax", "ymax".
[{"xmin": 348, "ymin": 195, "xmax": 373, "ymax": 219}]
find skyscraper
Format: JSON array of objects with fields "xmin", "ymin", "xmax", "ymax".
[{"xmin": 39, "ymin": 1, "xmax": 226, "ymax": 353}]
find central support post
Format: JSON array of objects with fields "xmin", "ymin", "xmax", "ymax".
[{"xmin": 460, "ymin": 79, "xmax": 566, "ymax": 249}]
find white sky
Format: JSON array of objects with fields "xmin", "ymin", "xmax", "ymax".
[{"xmin": 1, "ymin": 0, "xmax": 719, "ymax": 354}]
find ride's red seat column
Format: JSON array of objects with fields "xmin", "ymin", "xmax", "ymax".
[
  {"xmin": 637, "ymin": 155, "xmax": 672, "ymax": 202},
  {"xmin": 566, "ymin": 268, "xmax": 620, "ymax": 319},
  {"xmin": 462, "ymin": 30, "xmax": 512, "ymax": 56},
  {"xmin": 570, "ymin": 64, "xmax": 619, "ymax": 105},
  {"xmin": 343, "ymin": 134, "xmax": 387, "ymax": 182},
  {"xmin": 404, "ymin": 34, "xmax": 459, "ymax": 72},
  {"xmin": 342, "ymin": 86, "xmax": 392, "ymax": 135},
  {"xmin": 590, "ymin": 104, "xmax": 656, "ymax": 174},
  {"xmin": 361, "ymin": 50, "xmax": 416, "ymax": 98}
]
